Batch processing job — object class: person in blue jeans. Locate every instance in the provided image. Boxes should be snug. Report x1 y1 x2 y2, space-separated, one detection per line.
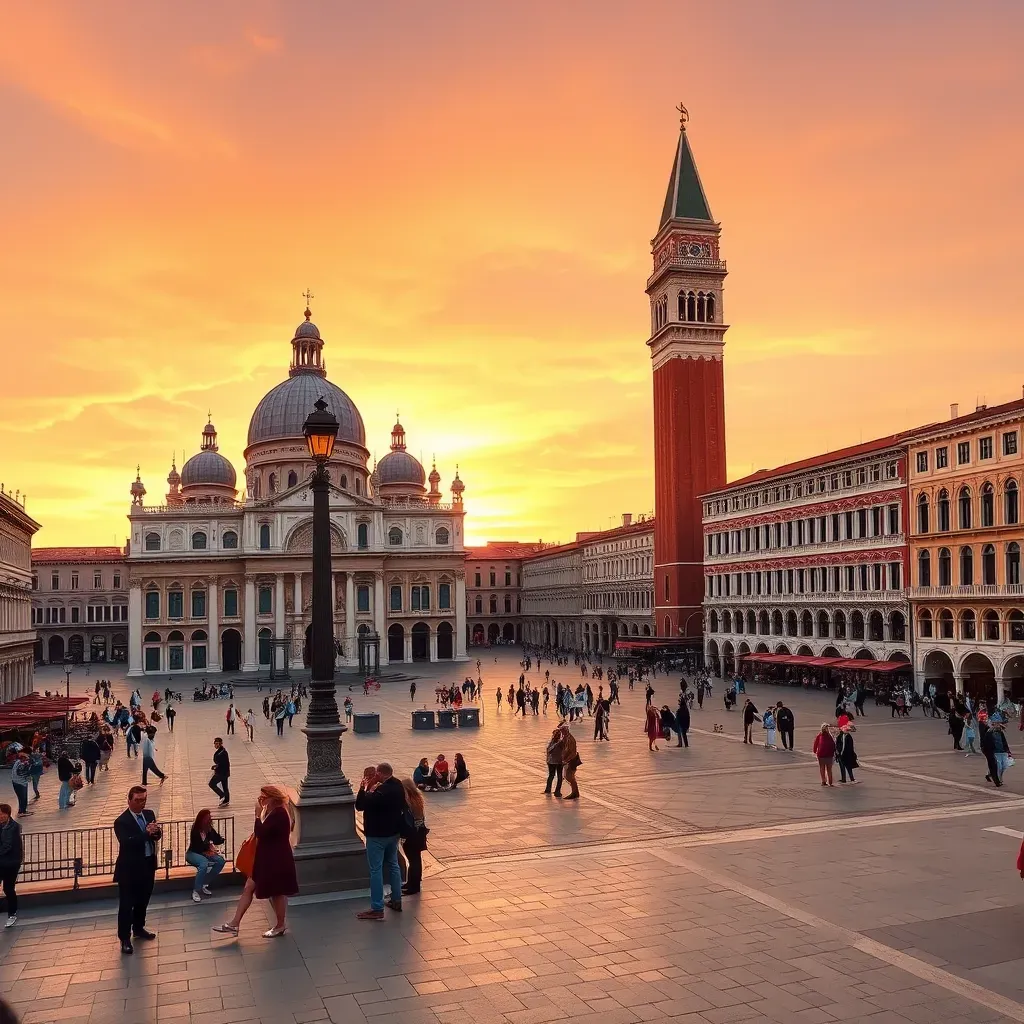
10 753 33 817
354 763 407 921
185 809 226 904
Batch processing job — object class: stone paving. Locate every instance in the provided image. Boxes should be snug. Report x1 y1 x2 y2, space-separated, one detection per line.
2 654 1024 1023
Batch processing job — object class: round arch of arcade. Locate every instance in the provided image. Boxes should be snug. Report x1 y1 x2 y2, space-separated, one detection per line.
705 605 907 647
916 646 1024 703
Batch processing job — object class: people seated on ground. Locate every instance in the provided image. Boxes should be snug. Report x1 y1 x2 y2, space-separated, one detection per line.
414 757 438 791
451 753 470 788
431 754 451 790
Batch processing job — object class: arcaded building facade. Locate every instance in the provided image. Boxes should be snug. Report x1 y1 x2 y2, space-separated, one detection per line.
126 308 468 676
0 488 40 702
909 398 1024 701
31 547 129 665
465 543 547 646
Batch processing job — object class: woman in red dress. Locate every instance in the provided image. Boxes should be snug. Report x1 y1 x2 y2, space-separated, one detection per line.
213 784 297 938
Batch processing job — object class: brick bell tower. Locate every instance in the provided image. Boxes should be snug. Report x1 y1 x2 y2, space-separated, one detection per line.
648 106 728 639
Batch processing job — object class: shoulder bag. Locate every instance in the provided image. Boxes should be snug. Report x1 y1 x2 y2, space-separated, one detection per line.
235 833 257 876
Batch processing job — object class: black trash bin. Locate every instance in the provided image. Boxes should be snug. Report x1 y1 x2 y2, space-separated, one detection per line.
412 710 436 730
353 712 380 734
438 709 458 728
457 707 480 728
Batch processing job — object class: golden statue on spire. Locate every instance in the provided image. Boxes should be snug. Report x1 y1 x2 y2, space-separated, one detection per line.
676 102 689 130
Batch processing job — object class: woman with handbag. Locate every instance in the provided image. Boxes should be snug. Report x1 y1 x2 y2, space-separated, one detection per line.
560 724 581 800
213 785 297 939
56 752 78 810
399 779 428 895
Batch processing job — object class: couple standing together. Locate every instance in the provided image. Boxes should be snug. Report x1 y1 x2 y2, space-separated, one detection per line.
543 724 581 799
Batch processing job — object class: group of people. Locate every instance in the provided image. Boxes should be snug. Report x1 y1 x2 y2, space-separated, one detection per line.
412 753 469 790
262 691 300 735
944 695 1018 787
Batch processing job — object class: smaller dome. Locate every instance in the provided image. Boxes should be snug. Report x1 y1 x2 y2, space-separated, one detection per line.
377 450 425 486
167 459 180 487
181 450 237 488
295 320 321 340
130 466 146 500
450 467 465 495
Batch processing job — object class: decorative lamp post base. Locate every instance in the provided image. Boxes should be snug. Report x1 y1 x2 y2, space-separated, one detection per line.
292 717 368 893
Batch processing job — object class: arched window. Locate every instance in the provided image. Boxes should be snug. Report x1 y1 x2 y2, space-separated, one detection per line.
758 610 769 634
191 531 207 550
772 610 783 635
890 611 906 642
937 489 950 531
851 611 864 640
687 292 696 321
1006 479 1019 525
918 609 932 637
489 595 497 614
817 611 830 637
1009 609 1024 641
388 527 403 545
341 474 348 490
747 611 756 634
144 631 160 644
982 544 996 585
938 547 951 587
960 546 974 586
259 523 271 549
984 609 1000 641
918 549 931 587
961 609 976 640
785 611 797 636
958 486 972 529
696 292 706 322
709 611 719 632
834 611 847 639
722 611 732 632
287 470 298 489
222 530 238 549
917 493 929 534
1008 542 1021 585
357 523 369 549
268 472 277 493
801 611 813 637
435 527 450 545
145 533 160 551
677 292 687 320
981 483 994 527
355 477 362 495
868 611 883 641
504 595 512 613
474 597 482 614
938 608 954 638
706 293 715 323
251 476 260 499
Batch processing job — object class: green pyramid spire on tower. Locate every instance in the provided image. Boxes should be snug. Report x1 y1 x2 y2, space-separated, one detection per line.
658 105 713 228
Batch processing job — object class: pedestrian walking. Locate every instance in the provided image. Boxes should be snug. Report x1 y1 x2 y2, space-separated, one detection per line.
97 727 114 770
812 724 836 787
762 708 778 750
213 786 297 938
835 725 859 783
81 733 101 785
410 682 416 702
10 754 32 818
262 696 271 720
28 748 44 801
165 703 176 733
775 701 795 750
675 690 690 748
126 720 142 759
209 737 230 805
57 752 77 810
244 709 256 741
963 713 977 756
355 764 407 921
140 727 166 785
225 703 236 735
645 704 661 751
113 786 161 954
274 703 287 736
742 699 761 744
399 779 428 896
594 697 610 742
561 724 581 800
0 803 22 928
185 809 226 903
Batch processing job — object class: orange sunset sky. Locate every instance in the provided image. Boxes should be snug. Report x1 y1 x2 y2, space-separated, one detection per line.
2 1 1023 549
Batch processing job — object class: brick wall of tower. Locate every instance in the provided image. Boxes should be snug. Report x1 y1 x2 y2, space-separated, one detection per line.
653 353 726 637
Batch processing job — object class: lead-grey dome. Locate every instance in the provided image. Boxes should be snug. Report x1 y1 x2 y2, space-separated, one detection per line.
247 376 366 448
181 449 237 488
377 449 425 486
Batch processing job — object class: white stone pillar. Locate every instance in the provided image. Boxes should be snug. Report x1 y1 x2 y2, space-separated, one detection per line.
374 573 387 667
404 633 412 664
207 578 220 671
429 631 438 662
345 573 355 664
290 573 305 669
455 572 467 659
243 576 257 671
275 574 286 670
128 582 143 676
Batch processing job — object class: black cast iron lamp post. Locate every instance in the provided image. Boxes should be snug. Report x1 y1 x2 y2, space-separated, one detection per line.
292 397 366 891
62 655 74 736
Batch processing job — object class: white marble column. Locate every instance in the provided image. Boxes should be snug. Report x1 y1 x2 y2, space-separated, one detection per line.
374 573 387 667
290 573 305 669
274 574 286 670
345 573 355 664
243 576 257 671
404 633 412 664
128 582 143 676
429 631 438 662
455 573 467 659
207 579 220 671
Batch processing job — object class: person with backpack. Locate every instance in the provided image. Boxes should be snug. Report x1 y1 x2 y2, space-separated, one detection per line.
274 702 288 736
0 802 24 928
286 698 296 727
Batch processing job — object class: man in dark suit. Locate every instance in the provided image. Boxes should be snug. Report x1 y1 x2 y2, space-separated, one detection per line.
113 786 161 954
209 737 230 806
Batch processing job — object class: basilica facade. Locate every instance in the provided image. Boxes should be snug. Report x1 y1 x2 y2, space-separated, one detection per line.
125 308 467 677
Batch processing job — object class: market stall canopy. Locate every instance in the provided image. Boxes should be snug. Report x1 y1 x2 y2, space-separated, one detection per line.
738 653 912 673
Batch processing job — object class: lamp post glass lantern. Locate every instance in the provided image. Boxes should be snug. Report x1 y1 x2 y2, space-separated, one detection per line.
62 656 74 735
293 396 366 891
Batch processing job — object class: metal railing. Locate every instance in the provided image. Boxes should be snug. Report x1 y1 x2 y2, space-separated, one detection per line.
20 816 236 887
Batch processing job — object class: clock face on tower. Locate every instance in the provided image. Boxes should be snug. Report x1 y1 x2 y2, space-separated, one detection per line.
687 242 705 258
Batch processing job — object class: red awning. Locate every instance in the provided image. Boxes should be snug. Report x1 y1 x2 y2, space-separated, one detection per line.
804 657 848 668
864 660 912 673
